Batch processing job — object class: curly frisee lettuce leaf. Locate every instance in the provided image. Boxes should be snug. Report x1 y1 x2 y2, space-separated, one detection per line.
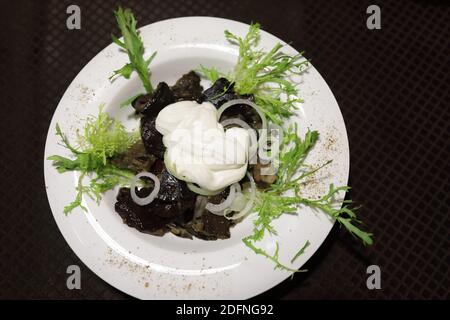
201 23 373 272
110 7 156 94
201 23 309 125
245 126 373 272
47 106 138 214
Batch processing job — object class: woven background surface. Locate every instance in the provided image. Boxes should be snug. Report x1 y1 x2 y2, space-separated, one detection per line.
0 0 448 299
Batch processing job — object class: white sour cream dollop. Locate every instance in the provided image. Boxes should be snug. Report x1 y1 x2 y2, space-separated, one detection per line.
155 101 249 192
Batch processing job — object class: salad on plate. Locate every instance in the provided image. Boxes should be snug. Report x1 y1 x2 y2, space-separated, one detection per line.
48 8 372 272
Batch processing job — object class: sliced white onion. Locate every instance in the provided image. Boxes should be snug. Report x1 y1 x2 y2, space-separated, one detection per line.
187 182 224 196
217 99 267 132
217 99 268 165
220 118 258 164
130 172 160 206
228 192 247 212
225 172 256 220
194 195 209 218
206 183 238 214
233 182 242 194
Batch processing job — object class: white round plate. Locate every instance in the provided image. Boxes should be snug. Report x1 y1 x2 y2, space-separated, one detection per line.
44 17 349 299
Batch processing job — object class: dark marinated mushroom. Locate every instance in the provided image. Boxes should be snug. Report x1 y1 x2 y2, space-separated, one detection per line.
206 188 230 204
252 161 277 188
150 158 165 175
114 72 255 241
181 190 232 240
201 78 261 130
167 224 194 239
202 210 231 239
157 169 194 202
140 115 165 158
184 210 231 240
201 78 237 107
132 82 176 116
131 93 152 113
115 184 196 236
171 71 203 101
201 77 253 106
111 140 155 173
115 188 171 235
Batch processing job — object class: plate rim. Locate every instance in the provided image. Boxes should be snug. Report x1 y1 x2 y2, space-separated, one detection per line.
43 16 349 300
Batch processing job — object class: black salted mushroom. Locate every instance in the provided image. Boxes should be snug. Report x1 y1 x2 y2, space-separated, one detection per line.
110 140 155 173
114 71 253 240
183 189 233 240
134 82 176 159
131 82 176 116
114 168 196 236
115 187 171 236
140 115 165 159
201 189 233 239
201 77 240 107
252 161 277 188
171 71 203 101
136 72 204 159
185 210 232 240
201 77 261 130
132 70 203 114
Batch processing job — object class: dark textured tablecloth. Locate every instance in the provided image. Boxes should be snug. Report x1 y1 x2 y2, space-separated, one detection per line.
0 0 448 299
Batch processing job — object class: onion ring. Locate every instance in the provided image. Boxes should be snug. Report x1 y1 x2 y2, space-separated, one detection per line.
206 183 239 215
130 172 160 206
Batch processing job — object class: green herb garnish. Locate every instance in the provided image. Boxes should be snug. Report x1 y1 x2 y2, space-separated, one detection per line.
201 23 308 125
291 240 310 264
244 126 373 271
198 65 222 83
48 106 138 214
202 23 373 271
110 7 156 94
